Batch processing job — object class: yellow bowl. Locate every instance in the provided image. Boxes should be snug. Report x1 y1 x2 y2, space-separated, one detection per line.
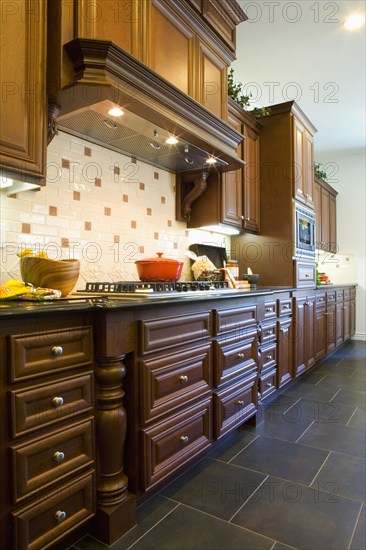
20 257 80 297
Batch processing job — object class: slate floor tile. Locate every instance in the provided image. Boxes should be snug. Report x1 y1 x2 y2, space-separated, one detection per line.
207 425 257 462
231 475 362 550
71 535 108 549
312 452 366 502
331 388 366 409
284 382 340 402
231 436 328 485
347 407 366 429
131 504 275 550
272 543 298 550
159 458 266 521
254 409 314 442
297 422 366 458
350 506 366 550
291 397 356 425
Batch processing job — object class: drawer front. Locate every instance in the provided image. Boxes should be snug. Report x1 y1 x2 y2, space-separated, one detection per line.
336 289 344 302
326 290 336 305
141 398 212 491
259 370 276 400
277 298 292 316
140 344 212 423
315 293 326 308
260 342 277 373
12 471 95 550
11 373 93 437
11 418 94 504
259 321 277 344
139 312 212 354
214 328 258 387
214 374 258 439
10 327 93 382
295 261 316 287
263 301 276 320
344 289 351 301
214 304 257 335
351 288 356 299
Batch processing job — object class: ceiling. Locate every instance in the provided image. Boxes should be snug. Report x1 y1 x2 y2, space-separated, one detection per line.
233 0 366 159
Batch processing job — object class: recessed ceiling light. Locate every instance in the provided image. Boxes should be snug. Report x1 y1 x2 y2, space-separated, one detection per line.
205 156 217 165
108 106 124 117
344 14 365 30
165 136 178 145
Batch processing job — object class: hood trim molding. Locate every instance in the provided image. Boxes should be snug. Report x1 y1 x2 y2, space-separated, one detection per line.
55 38 243 171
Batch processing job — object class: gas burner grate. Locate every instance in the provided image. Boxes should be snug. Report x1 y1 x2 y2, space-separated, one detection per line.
82 281 229 293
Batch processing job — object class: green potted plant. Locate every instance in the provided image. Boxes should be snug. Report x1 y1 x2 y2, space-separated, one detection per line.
227 68 271 118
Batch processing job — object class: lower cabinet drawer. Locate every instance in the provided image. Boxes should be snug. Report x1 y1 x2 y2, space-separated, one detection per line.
10 373 93 437
141 398 212 491
11 418 94 504
344 289 351 301
214 374 258 439
213 328 258 386
140 344 212 423
12 471 95 550
259 322 276 344
260 342 277 372
259 370 277 400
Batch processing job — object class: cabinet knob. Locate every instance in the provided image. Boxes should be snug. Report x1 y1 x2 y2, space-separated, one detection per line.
283 305 290 310
245 217 250 222
266 355 273 360
324 312 329 316
237 400 244 406
280 328 288 333
52 396 64 407
51 345 63 357
55 510 67 523
266 382 273 388
179 375 188 383
238 352 244 358
180 435 189 444
240 215 245 220
265 307 272 313
53 451 65 463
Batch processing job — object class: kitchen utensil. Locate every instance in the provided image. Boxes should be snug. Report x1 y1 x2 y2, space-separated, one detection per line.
20 257 80 296
242 273 260 285
135 252 183 282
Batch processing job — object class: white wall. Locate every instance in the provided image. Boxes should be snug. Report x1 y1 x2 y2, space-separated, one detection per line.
321 150 366 339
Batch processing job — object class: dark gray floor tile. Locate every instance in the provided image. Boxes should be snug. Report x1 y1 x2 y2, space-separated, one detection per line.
312 452 366 502
131 504 275 550
350 506 366 550
207 425 257 462
284 382 340 402
232 475 362 550
231 436 328 485
272 543 298 550
297 422 366 458
347 408 366 429
254 409 314 442
292 397 356 425
317 374 366 392
159 458 266 521
110 495 178 549
332 388 366 409
293 371 326 385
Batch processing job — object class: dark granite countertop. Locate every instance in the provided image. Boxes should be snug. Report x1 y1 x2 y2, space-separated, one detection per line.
0 283 357 318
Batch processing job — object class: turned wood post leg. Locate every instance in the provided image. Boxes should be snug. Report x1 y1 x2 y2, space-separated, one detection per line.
94 355 136 543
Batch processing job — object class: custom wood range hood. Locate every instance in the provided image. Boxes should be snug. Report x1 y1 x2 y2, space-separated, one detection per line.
50 38 244 174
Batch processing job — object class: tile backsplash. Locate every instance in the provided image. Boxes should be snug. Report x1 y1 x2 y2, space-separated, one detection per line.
316 249 356 284
0 132 229 288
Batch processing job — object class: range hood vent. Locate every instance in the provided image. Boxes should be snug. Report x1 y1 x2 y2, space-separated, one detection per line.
52 39 244 173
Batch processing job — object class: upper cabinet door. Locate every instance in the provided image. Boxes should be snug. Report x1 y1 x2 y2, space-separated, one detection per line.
243 124 260 232
0 0 47 185
221 109 243 227
293 117 314 207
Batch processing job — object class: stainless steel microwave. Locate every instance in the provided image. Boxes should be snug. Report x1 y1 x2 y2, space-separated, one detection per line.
295 204 316 259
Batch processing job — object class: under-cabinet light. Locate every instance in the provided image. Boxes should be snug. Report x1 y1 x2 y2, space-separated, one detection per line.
108 106 124 117
165 136 178 145
199 225 240 236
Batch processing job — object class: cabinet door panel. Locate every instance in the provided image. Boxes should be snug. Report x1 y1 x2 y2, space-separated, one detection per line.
293 118 305 201
321 188 330 248
277 319 293 388
315 306 327 361
199 43 226 119
326 303 336 353
0 0 46 182
329 194 337 253
294 297 306 377
214 305 257 335
304 131 314 205
243 125 260 232
221 169 242 226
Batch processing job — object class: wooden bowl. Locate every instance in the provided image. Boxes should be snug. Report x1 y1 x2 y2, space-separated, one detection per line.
20 257 80 296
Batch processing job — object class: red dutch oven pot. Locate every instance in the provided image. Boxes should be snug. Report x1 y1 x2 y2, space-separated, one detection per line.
135 252 183 282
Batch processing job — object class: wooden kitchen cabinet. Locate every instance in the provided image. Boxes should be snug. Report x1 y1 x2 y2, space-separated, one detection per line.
0 0 47 187
0 316 96 550
276 297 294 389
314 292 327 361
293 292 315 377
293 117 315 206
49 0 246 120
314 177 338 252
325 290 337 353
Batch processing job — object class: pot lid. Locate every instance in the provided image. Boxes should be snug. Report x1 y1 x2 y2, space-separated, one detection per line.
135 253 183 264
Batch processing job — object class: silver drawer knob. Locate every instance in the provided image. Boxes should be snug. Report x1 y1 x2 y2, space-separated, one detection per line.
245 217 250 222
51 346 63 357
53 451 65 463
237 400 244 406
266 382 273 387
266 355 272 360
265 307 272 312
238 353 244 358
55 510 67 523
179 375 188 383
280 328 289 333
52 396 64 407
180 435 189 444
